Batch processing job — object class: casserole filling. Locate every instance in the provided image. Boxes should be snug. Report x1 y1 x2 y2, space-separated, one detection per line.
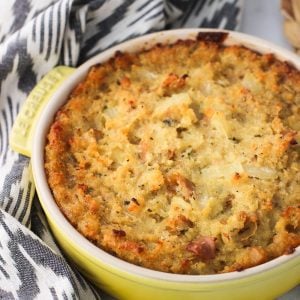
45 34 300 274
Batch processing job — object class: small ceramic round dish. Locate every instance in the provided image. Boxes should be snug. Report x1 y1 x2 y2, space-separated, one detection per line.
10 29 300 300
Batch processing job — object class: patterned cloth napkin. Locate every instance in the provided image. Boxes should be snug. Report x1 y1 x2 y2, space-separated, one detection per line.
1 0 296 299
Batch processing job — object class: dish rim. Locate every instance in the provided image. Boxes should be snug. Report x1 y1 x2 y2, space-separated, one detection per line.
32 28 300 283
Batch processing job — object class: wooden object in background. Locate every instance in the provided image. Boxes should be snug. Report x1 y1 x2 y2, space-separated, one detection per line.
281 0 300 54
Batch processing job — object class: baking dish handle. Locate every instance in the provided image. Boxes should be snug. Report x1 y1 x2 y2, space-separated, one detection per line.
10 66 75 157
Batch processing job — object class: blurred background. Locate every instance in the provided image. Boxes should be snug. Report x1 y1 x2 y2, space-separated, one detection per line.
241 0 292 49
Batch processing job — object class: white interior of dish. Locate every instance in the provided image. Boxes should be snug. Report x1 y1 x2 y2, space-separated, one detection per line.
32 28 300 283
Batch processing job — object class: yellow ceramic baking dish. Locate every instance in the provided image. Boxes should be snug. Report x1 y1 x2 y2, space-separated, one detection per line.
10 29 300 300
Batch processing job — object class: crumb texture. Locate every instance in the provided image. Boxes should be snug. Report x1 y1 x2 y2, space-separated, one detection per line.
45 39 300 274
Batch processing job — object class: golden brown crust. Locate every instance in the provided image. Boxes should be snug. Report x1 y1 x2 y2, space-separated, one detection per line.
45 38 300 274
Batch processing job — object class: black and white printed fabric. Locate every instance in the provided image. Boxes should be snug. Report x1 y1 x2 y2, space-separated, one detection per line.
0 0 273 299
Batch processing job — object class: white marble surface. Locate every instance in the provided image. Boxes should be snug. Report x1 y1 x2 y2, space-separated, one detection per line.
240 0 292 49
240 1 299 299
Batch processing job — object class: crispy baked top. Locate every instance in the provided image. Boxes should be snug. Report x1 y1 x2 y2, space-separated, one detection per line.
45 34 300 274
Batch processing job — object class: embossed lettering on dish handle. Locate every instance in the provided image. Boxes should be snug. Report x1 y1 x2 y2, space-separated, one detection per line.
10 66 75 157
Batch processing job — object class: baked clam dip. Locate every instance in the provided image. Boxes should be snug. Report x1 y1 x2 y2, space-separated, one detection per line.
45 33 300 275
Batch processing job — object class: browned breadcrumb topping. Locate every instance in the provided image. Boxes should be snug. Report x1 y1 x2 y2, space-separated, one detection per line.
45 35 300 275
